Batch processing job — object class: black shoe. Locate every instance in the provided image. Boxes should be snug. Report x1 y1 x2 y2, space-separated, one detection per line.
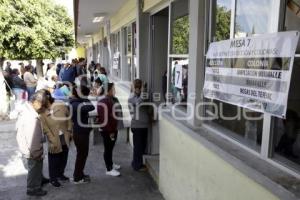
83 174 91 180
27 189 47 197
138 165 148 172
59 175 70 182
50 180 61 187
73 176 91 184
132 165 148 172
41 177 50 186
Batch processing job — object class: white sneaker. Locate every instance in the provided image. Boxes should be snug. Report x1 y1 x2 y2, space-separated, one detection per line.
113 164 121 170
106 169 120 177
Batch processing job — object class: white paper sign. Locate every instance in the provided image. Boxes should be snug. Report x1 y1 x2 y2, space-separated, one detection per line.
203 31 299 118
113 52 120 69
175 64 183 89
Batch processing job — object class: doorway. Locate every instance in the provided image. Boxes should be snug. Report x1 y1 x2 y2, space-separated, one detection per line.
148 7 169 155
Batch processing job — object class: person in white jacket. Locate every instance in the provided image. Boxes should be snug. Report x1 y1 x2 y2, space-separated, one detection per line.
16 91 48 197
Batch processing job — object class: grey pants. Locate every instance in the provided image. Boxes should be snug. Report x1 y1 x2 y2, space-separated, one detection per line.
22 158 43 191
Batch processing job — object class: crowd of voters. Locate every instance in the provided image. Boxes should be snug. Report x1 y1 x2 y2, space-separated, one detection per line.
2 59 151 197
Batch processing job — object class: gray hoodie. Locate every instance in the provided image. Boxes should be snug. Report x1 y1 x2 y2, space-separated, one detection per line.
128 93 151 128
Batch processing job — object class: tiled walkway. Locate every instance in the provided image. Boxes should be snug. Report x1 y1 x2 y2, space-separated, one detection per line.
0 120 164 200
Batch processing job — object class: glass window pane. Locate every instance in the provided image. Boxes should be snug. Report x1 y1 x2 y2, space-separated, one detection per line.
205 100 263 150
169 58 189 104
171 0 190 55
127 25 132 54
133 22 137 55
286 0 300 53
235 0 272 37
272 58 300 172
205 0 276 151
213 0 232 41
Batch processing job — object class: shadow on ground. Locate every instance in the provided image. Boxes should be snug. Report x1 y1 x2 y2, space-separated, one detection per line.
0 121 164 200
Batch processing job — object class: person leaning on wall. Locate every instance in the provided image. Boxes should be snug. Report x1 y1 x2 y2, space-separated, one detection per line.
128 79 151 171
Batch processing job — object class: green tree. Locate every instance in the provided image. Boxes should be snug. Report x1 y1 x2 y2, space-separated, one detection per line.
215 6 231 41
172 15 189 55
0 0 74 76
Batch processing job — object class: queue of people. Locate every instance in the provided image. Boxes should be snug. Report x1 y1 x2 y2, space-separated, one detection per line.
12 59 152 197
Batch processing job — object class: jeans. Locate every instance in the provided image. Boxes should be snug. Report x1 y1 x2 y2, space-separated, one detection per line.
73 133 90 181
48 145 69 181
22 158 43 192
131 128 148 170
27 87 36 100
101 131 118 171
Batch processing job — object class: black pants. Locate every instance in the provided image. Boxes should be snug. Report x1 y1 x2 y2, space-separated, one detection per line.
73 133 90 181
101 131 118 171
131 128 148 170
48 145 69 181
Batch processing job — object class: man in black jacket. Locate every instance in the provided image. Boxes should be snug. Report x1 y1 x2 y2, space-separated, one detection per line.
70 85 95 184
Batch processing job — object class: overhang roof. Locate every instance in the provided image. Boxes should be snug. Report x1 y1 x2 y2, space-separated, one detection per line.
74 0 128 44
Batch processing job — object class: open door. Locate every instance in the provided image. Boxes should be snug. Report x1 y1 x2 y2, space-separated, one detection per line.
148 7 169 155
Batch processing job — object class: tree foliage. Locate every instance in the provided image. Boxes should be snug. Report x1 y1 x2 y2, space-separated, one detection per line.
0 0 74 61
172 15 189 55
215 6 231 41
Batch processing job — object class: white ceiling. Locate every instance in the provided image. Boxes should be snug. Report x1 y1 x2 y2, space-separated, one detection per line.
77 0 128 43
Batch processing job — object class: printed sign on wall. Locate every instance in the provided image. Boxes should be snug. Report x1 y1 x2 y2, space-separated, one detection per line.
203 31 299 118
113 52 120 69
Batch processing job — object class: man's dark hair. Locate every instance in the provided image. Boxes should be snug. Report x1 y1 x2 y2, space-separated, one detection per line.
25 65 31 72
72 85 90 98
100 67 107 75
81 85 90 96
12 69 19 75
41 89 55 104
95 77 102 85
133 79 142 89
107 83 114 94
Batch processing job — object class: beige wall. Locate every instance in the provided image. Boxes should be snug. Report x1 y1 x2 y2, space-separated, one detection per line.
92 31 103 43
143 0 168 12
159 117 279 200
110 0 136 33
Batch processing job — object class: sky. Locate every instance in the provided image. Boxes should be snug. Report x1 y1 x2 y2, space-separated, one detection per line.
216 0 271 34
218 0 232 10
53 0 74 19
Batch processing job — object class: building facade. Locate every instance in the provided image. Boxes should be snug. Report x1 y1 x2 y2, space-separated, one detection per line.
75 0 300 199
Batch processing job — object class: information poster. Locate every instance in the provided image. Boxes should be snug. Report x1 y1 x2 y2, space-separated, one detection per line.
113 52 120 69
203 31 299 118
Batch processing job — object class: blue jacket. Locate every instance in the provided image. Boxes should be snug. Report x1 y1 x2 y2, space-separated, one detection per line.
60 67 77 83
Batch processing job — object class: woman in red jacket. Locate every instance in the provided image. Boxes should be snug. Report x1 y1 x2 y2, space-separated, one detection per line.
97 83 122 177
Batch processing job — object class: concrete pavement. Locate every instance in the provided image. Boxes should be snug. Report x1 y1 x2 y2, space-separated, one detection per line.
0 120 164 200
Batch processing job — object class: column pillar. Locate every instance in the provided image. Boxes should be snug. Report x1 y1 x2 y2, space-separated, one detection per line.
136 0 150 82
187 0 206 127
